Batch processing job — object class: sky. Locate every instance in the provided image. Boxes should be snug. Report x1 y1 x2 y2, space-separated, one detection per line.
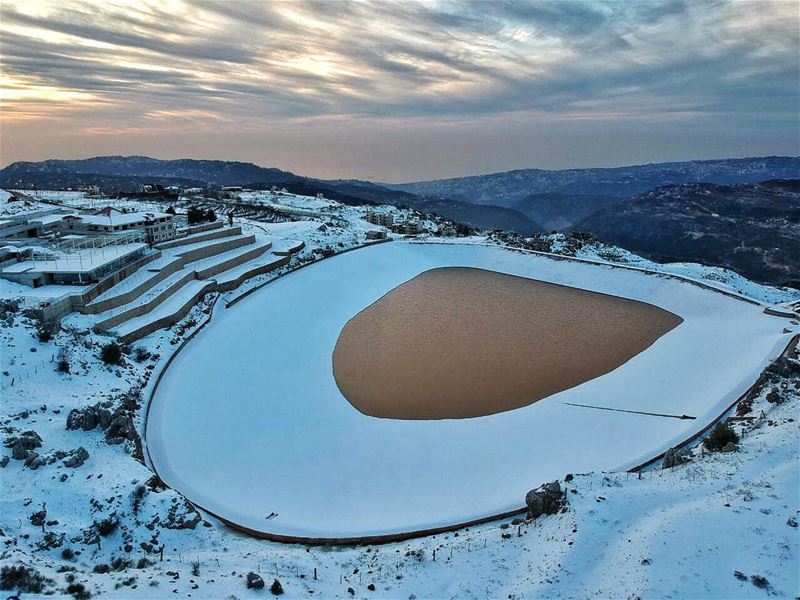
1 0 798 182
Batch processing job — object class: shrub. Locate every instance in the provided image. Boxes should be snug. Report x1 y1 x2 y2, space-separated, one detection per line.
166 206 176 215
37 323 55 343
95 517 118 537
703 422 739 451
66 582 91 599
61 547 75 560
205 209 217 222
57 358 71 374
0 565 50 593
100 342 122 365
187 206 205 224
133 347 151 363
270 578 284 595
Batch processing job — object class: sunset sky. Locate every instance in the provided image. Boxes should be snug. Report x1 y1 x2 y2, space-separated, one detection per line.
1 0 798 182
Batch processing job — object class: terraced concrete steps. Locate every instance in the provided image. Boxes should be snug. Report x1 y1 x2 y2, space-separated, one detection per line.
93 239 274 332
155 225 242 250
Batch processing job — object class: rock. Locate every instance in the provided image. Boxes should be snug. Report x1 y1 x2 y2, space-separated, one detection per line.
12 444 31 461
787 517 798 528
24 451 46 469
270 579 284 595
246 572 264 589
37 531 65 550
564 474 574 482
105 415 136 445
63 447 89 468
525 481 565 519
662 446 692 468
720 442 738 453
0 456 8 468
367 583 376 591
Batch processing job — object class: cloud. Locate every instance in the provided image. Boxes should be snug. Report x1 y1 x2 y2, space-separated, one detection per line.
0 0 797 178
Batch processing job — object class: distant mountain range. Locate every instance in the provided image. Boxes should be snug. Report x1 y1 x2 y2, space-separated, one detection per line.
2 155 798 283
578 180 800 286
0 156 544 235
387 156 800 207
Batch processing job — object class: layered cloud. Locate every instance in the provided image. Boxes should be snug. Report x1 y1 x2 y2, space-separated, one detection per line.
1 0 797 179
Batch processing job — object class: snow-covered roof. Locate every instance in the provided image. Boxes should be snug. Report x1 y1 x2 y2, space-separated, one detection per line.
66 211 172 227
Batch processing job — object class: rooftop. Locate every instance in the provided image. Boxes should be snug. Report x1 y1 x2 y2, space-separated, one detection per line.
1 242 147 274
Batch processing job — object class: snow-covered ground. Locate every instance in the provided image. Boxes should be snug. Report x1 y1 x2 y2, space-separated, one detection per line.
147 241 795 539
2 307 797 597
2 188 798 598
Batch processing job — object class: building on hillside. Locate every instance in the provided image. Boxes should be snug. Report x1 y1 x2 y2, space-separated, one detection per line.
80 184 101 196
391 220 423 235
365 230 387 240
365 211 394 227
138 183 164 195
60 208 177 243
0 209 76 240
0 241 150 287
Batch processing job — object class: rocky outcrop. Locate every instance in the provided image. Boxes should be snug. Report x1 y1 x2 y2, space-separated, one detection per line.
525 481 566 519
162 498 202 530
66 405 112 431
65 392 144 460
5 430 42 461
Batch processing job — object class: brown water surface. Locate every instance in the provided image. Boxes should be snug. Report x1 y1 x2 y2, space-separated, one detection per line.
332 267 682 419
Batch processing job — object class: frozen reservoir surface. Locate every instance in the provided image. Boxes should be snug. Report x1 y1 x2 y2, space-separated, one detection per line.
146 241 791 540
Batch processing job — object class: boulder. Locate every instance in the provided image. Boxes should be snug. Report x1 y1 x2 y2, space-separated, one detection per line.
721 442 738 453
662 446 692 469
105 415 136 445
246 572 265 589
63 447 89 468
525 481 565 519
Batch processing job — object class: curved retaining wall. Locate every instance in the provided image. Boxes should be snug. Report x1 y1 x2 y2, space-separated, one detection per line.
142 239 798 545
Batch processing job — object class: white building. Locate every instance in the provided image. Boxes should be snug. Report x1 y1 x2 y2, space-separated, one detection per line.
365 211 394 227
59 208 177 244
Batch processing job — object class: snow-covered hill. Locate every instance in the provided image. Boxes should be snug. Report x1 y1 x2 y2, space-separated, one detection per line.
1 191 798 598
